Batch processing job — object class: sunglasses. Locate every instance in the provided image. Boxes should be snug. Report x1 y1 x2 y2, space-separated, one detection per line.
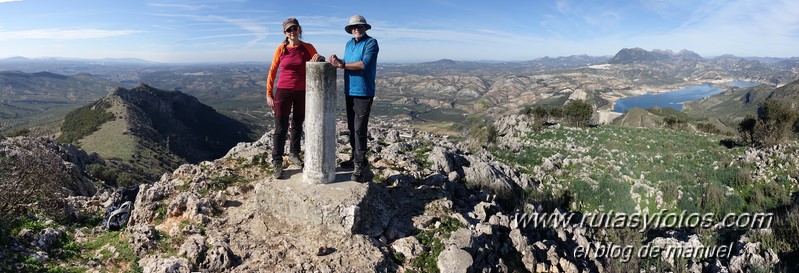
285 26 298 32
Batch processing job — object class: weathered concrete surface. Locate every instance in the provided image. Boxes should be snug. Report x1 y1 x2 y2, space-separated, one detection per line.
254 166 389 236
595 109 623 125
304 62 337 184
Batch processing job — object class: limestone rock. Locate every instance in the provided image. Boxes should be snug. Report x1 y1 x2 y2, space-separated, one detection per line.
139 256 192 273
437 245 473 273
390 236 424 261
201 242 237 272
178 235 207 265
34 228 63 251
128 224 159 256
254 178 389 236
129 181 173 226
224 132 272 160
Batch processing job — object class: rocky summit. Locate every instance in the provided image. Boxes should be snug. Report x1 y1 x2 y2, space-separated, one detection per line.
121 117 539 272
0 114 787 272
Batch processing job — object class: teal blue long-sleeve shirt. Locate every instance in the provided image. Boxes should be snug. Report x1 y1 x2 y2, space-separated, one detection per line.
343 35 379 97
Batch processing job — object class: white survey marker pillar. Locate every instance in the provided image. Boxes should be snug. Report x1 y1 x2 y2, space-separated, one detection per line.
303 62 337 184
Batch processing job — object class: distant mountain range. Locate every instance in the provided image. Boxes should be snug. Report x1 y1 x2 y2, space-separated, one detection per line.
0 56 159 65
608 48 704 64
0 70 116 132
2 48 799 135
0 70 113 103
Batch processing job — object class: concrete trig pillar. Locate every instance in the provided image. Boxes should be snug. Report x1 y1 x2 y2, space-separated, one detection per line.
303 62 337 184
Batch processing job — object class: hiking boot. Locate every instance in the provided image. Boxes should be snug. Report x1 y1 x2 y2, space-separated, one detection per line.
352 163 374 183
288 153 302 166
351 164 360 181
339 159 355 169
272 160 284 179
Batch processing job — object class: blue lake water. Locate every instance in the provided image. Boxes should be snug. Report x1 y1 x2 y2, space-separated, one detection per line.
612 81 761 112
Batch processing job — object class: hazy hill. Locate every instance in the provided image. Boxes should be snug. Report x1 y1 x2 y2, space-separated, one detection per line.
59 83 254 180
766 78 799 108
683 84 773 123
607 48 702 64
0 70 116 132
683 78 799 125
0 70 113 102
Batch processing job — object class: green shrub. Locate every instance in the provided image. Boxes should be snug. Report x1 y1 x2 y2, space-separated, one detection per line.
86 163 145 188
0 150 69 222
548 106 563 120
80 230 142 272
696 122 720 134
6 127 30 137
525 188 572 213
532 105 549 125
563 99 593 127
664 115 687 129
738 114 757 145
57 101 114 144
410 217 464 273
744 100 799 147
459 116 497 144
413 143 433 169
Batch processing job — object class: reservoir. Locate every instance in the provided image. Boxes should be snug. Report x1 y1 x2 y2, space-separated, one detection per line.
613 81 760 112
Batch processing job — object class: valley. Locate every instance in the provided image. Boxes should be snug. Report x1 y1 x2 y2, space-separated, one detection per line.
3 48 798 138
2 48 799 272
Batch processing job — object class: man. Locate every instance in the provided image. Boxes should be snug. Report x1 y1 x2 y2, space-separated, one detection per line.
329 15 379 182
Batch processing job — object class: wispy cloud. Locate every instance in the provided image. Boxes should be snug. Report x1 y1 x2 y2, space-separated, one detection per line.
0 0 23 3
0 28 139 40
147 3 210 11
150 13 268 47
212 16 267 47
181 33 258 41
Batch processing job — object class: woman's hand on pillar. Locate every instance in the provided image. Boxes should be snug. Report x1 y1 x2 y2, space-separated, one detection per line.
311 54 325 62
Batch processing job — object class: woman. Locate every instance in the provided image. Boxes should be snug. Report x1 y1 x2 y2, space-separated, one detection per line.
266 17 323 179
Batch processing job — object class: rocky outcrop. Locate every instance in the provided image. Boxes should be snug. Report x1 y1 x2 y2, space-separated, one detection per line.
736 143 799 183
4 114 793 273
0 136 100 197
114 114 799 272
119 116 546 272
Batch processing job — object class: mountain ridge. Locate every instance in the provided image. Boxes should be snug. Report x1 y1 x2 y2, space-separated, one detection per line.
60 83 254 181
607 47 704 64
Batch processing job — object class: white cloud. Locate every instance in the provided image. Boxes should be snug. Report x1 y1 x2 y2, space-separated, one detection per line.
0 28 139 40
0 0 22 3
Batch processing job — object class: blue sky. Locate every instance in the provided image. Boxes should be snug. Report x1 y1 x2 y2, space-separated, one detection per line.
0 0 797 63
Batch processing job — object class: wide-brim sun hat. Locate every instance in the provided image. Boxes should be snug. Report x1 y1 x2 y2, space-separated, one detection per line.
345 15 371 34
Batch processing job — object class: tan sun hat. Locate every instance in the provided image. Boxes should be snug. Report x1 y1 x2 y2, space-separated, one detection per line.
345 15 371 34
283 17 299 32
